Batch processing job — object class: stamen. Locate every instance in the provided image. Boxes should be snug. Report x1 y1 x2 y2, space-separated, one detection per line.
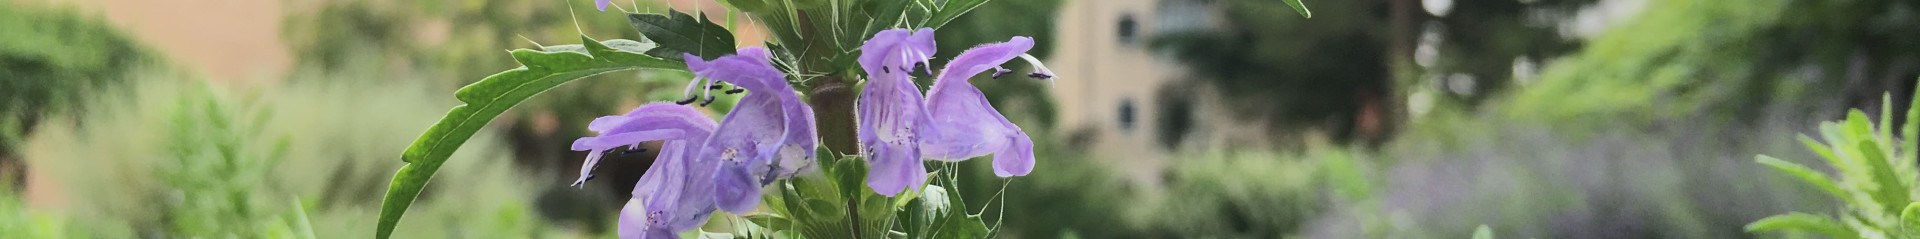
698 78 717 106
907 49 934 74
1017 54 1058 87
621 147 648 156
724 87 745 94
679 77 705 99
991 67 1013 79
675 96 699 105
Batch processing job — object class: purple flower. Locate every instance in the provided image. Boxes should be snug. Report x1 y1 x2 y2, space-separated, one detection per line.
856 28 940 196
596 0 612 11
921 36 1054 177
572 103 720 239
684 47 818 213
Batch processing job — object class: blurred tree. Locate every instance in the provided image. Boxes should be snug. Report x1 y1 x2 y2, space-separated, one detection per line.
1509 0 1920 130
0 3 157 188
1150 0 1593 144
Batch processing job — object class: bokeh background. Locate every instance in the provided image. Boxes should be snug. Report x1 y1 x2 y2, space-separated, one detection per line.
2 0 1916 238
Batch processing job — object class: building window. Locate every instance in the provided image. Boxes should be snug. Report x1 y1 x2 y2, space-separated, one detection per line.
1118 97 1137 132
1117 14 1139 44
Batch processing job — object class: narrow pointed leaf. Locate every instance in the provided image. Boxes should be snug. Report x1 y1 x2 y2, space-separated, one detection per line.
1857 139 1911 214
1906 77 1920 161
1755 155 1851 203
1746 213 1857 239
374 36 679 239
1283 0 1312 18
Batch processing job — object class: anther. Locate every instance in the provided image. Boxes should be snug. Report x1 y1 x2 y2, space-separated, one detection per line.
700 95 717 106
1027 72 1054 79
675 96 699 105
991 67 1013 79
724 88 745 94
621 147 648 156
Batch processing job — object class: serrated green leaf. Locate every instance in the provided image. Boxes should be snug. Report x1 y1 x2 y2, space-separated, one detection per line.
1283 0 1312 18
374 36 679 239
925 0 988 29
901 185 952 239
862 0 913 37
933 214 988 239
1756 155 1852 204
1472 225 1492 239
629 10 738 61
835 157 872 200
1800 135 1845 172
747 214 795 232
1857 140 1910 214
1746 213 1857 239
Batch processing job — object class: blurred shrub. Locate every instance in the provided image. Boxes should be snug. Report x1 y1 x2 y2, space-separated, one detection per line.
21 75 569 237
1127 149 1334 238
0 180 85 238
952 131 1362 238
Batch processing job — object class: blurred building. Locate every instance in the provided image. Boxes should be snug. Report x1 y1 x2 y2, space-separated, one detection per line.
1048 0 1281 187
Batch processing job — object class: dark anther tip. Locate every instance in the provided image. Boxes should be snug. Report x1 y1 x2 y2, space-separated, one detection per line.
700 96 717 106
883 67 891 73
709 85 726 90
1027 72 1054 79
621 147 647 156
725 89 745 94
675 96 698 105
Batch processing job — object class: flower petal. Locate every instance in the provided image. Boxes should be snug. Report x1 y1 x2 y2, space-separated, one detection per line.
920 37 1040 176
684 47 815 213
865 141 927 196
712 162 762 213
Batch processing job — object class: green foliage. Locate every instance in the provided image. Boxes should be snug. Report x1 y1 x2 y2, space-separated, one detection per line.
1509 0 1920 128
1750 90 1920 239
0 2 155 164
0 181 84 238
375 36 680 239
628 10 739 61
